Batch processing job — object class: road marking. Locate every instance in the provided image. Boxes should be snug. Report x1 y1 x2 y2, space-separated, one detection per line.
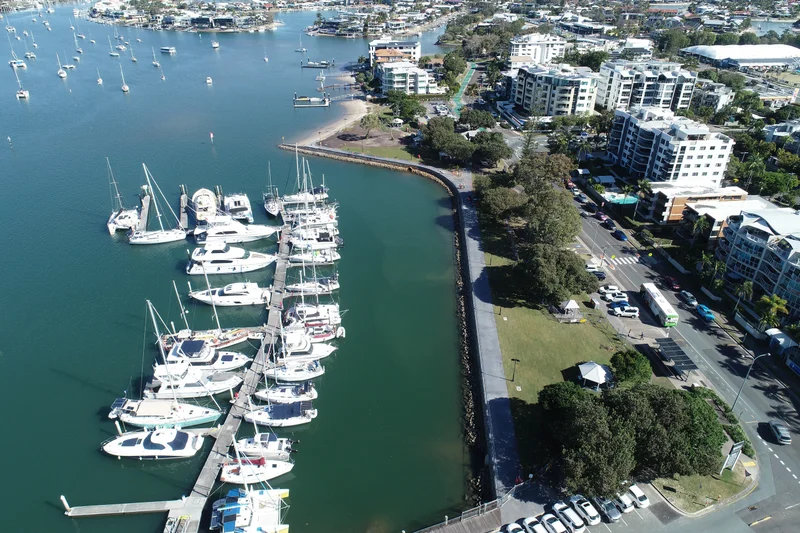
603 524 612 532
749 516 772 526
768 447 774 452
781 460 785 465
634 509 643 519
788 467 792 472
775 454 780 459
786 503 800 510
621 517 628 526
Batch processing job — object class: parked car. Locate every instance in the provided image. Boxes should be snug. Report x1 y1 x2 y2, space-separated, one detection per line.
595 212 608 221
585 264 601 272
612 229 629 241
614 493 635 513
603 219 617 230
476 98 486 105
568 495 601 526
571 188 581 196
575 194 588 203
696 304 715 321
627 484 650 508
592 497 621 522
598 284 619 295
679 290 698 307
769 420 792 445
603 291 628 303
663 276 681 291
552 501 586 533
583 203 597 214
540 514 568 533
592 271 607 281
609 300 630 310
522 516 548 533
505 523 525 533
612 306 640 318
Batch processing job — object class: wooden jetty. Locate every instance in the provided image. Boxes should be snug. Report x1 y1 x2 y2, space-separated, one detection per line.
62 225 292 533
178 185 189 230
137 191 151 232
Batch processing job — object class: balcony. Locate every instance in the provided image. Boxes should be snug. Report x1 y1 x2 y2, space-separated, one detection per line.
718 238 731 254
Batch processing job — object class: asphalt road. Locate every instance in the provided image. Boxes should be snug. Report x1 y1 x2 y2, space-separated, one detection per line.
575 198 800 533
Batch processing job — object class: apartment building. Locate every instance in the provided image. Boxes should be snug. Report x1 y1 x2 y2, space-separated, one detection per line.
692 80 735 112
596 60 696 112
368 37 421 66
508 33 566 65
511 65 598 117
376 61 446 96
607 107 734 188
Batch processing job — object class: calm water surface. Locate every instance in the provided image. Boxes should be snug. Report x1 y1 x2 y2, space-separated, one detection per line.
0 6 466 533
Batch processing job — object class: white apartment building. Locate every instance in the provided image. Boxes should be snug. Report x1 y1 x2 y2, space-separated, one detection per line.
607 107 734 188
377 61 446 96
692 80 735 112
368 37 422 66
508 33 566 64
596 60 696 112
512 65 598 117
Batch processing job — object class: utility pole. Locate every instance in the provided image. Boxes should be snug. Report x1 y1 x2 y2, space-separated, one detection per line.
732 353 770 412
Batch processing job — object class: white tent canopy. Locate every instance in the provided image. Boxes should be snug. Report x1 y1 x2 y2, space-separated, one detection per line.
561 300 580 311
578 361 613 385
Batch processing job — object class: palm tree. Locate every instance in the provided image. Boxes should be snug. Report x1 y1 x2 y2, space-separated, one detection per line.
620 184 634 197
700 251 714 272
756 293 789 330
691 215 711 248
733 280 754 314
744 155 766 191
710 260 727 282
633 179 652 221
577 138 592 162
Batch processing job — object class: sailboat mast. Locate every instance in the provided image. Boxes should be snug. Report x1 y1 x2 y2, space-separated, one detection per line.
146 300 169 365
201 262 222 332
142 163 165 232
107 157 125 211
172 280 190 330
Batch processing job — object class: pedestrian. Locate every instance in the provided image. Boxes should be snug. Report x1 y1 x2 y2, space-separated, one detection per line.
640 332 644 340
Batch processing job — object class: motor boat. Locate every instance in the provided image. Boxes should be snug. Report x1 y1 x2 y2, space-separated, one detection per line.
284 323 345 343
263 360 325 382
276 329 336 363
287 248 340 265
289 227 343 250
186 243 277 275
108 397 221 429
285 274 339 295
101 428 204 459
189 282 271 307
165 339 251 371
244 401 317 427
220 456 294 484
283 302 342 327
223 193 254 223
209 488 290 532
263 191 280 217
143 360 243 399
255 382 317 404
281 203 337 224
191 188 217 222
235 432 294 460
194 216 278 245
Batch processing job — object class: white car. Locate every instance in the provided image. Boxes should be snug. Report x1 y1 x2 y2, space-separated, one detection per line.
603 291 628 303
598 284 619 295
552 501 586 533
505 523 525 533
614 493 635 513
612 306 640 318
540 514 568 533
627 484 650 508
568 495 601 526
585 264 601 273
522 516 548 533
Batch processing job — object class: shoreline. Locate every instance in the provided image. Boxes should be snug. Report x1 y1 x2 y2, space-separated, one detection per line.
291 96 369 146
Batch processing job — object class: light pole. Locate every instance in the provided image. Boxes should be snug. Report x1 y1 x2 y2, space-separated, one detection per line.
511 358 520 382
732 352 770 412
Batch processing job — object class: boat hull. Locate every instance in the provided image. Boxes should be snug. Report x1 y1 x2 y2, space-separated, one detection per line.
129 228 186 245
220 460 294 484
186 258 276 275
244 409 317 427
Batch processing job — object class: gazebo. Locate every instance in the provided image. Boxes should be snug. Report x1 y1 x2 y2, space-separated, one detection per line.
578 361 614 391
553 300 583 323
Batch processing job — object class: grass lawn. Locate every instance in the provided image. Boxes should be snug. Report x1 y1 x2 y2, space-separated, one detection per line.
652 461 750 514
341 145 416 161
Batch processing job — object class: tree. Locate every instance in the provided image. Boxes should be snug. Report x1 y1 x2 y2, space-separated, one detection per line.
715 33 740 45
518 243 598 304
683 390 727 474
459 108 496 129
441 133 475 161
756 294 789 329
385 90 425 123
690 31 717 46
658 29 690 55
524 188 582 247
472 131 512 166
442 50 467 76
514 153 576 196
481 187 528 218
610 350 652 384
739 32 760 45
359 113 382 139
733 281 754 314
691 215 710 248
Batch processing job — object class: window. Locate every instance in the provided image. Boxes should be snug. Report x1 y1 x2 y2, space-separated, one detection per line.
719 154 725 158
692 172 698 176
689 146 696 150
702 172 708 176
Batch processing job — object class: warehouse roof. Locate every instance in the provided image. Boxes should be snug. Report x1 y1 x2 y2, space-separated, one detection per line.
681 44 800 61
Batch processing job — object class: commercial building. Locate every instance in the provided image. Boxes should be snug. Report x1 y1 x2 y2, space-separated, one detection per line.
680 44 800 69
683 195 777 244
692 80 735 112
508 33 566 65
607 107 734 188
368 37 421 66
376 61 446 96
596 60 696 112
511 64 598 116
715 209 800 317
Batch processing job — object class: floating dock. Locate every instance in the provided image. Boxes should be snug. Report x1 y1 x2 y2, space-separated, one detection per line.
178 185 189 230
62 225 293 533
138 191 151 232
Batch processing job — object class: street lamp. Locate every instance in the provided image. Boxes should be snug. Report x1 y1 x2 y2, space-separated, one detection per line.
511 358 520 382
731 352 771 412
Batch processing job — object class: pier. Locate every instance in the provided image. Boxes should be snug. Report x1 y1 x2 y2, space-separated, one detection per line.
178 185 189 229
62 225 292 533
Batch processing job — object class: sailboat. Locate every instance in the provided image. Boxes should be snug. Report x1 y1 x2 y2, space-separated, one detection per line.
108 396 221 429
56 53 66 78
151 47 160 67
14 67 28 99
96 67 102 85
220 440 293 485
255 381 317 404
263 47 268 62
209 485 290 532
130 43 137 62
295 34 306 53
236 431 295 461
108 36 119 57
106 158 140 234
120 64 129 93
263 360 325 382
30 30 37 48
128 164 185 244
73 32 82 54
244 400 318 427
263 163 281 217
8 39 26 69
211 40 219 49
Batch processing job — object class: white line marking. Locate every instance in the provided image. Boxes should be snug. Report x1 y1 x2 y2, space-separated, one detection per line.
793 474 798 479
621 517 628 526
769 447 774 452
775 454 780 459
785 502 800 510
603 524 612 532
634 509 643 519
781 460 785 465
788 468 792 473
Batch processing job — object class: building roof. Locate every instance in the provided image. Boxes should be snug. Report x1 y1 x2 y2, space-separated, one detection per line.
374 49 408 57
685 196 782 222
740 210 800 237
681 44 800 62
651 183 746 199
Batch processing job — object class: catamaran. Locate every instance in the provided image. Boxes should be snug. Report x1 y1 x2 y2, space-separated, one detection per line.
244 401 318 427
106 158 140 234
128 164 186 244
165 339 251 372
236 432 295 460
186 243 276 275
209 487 290 532
255 381 317 404
73 32 82 54
102 427 204 459
108 397 221 429
287 248 340 265
223 193 254 223
264 360 325 382
194 215 279 245
188 281 271 307
290 207 338 228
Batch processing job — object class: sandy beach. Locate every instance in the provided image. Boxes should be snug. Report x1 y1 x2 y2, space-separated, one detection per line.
292 95 369 146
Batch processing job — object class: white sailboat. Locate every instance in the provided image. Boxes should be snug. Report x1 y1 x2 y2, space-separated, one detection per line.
14 67 28 99
285 273 339 295
288 248 340 265
211 40 219 49
235 432 295 460
73 32 82 54
188 282 271 307
56 53 65 78
263 163 281 217
120 64 129 92
145 359 243 400
96 67 102 85
220 455 294 485
151 47 160 67
263 360 325 382
108 36 119 57
194 215 278 245
295 34 306 53
108 397 221 429
130 43 137 62
255 381 317 404
223 193 254 223
128 164 187 245
209 487 290 532
101 427 204 459
283 302 342 327
186 243 277 275
30 30 37 48
244 400 318 427
106 158 140 235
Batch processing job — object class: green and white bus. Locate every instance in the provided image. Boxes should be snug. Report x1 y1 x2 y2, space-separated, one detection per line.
640 283 679 327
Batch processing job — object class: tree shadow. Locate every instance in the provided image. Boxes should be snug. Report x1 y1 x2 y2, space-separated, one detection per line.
481 263 542 310
508 398 556 484
337 133 361 142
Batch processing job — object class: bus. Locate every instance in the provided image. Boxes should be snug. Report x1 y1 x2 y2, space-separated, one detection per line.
640 283 679 327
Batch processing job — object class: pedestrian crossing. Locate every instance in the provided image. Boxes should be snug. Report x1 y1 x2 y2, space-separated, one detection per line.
606 256 641 266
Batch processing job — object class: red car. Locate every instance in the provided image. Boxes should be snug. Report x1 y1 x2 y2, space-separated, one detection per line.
595 212 608 221
664 276 681 291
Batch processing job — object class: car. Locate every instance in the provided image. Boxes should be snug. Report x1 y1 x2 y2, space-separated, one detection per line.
603 219 617 230
696 304 715 321
595 212 608 221
505 523 525 533
598 284 619 295
614 493 635 513
568 495 601 526
612 229 629 241
571 188 581 196
552 501 586 533
663 276 681 290
575 194 588 203
592 271 607 280
612 306 640 318
769 420 792 445
609 300 630 310
603 291 628 303
540 513 568 533
476 98 486 105
592 497 621 522
627 484 650 508
580 211 589 218
679 290 698 307
583 203 597 214
521 516 548 533
585 264 601 272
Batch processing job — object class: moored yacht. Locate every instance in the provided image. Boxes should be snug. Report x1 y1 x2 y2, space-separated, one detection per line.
108 397 221 429
263 360 325 382
287 205 338 227
255 382 317 404
209 487 290 532
106 158 141 235
277 329 336 363
223 193 254 223
283 302 342 327
235 432 295 460
101 428 204 459
186 243 277 275
284 274 339 295
194 215 278 244
289 226 343 250
189 282 271 307
281 186 328 205
285 323 345 343
128 164 186 244
244 401 317 427
220 456 294 484
143 360 243 399
165 339 251 371
191 188 218 222
287 248 340 265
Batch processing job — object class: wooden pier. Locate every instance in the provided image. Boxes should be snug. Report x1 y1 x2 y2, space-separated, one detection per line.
62 225 292 533
178 185 189 230
138 192 151 232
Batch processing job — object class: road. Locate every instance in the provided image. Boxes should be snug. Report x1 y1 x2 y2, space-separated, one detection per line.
574 199 800 533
